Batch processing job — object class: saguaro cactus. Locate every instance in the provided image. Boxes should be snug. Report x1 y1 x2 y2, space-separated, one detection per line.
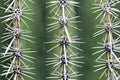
1 0 120 80
0 0 35 80
92 0 120 80
46 0 83 80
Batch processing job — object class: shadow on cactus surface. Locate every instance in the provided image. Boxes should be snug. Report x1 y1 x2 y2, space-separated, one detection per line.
0 0 120 80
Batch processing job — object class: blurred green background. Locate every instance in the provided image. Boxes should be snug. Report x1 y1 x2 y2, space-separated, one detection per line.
0 0 120 80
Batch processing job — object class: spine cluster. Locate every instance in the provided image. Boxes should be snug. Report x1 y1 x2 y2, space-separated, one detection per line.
0 0 35 80
47 0 83 80
93 0 120 80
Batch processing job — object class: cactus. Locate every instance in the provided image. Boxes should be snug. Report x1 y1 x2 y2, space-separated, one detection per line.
0 0 120 80
0 0 35 80
46 0 83 80
92 0 120 80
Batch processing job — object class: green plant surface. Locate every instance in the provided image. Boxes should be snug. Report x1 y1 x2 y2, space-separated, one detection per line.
0 0 120 80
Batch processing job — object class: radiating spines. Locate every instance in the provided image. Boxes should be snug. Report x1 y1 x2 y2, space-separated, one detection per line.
0 47 35 63
47 13 80 43
1 64 35 80
94 59 120 80
93 0 120 80
4 0 34 12
47 15 80 32
46 36 83 52
46 0 80 42
46 53 83 68
93 37 120 62
1 24 34 56
92 0 120 23
46 0 79 14
0 46 35 78
47 0 82 80
93 18 120 37
0 3 33 27
46 36 83 80
0 0 35 80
